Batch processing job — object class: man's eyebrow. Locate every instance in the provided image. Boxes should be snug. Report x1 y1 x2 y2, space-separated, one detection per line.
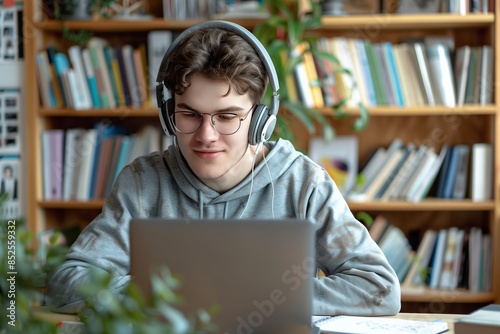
176 103 246 113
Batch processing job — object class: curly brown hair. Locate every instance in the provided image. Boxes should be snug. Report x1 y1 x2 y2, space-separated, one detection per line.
162 27 268 105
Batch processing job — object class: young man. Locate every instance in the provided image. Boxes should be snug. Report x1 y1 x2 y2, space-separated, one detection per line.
47 21 400 316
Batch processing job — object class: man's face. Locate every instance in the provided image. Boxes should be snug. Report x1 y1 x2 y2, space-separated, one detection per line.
174 73 254 191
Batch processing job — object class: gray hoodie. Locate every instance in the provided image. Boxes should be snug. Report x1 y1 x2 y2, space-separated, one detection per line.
47 139 401 315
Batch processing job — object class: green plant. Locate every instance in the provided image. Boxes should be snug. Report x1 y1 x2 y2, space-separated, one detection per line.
55 0 116 20
254 0 369 142
0 195 215 333
78 267 217 333
62 27 94 46
90 0 118 18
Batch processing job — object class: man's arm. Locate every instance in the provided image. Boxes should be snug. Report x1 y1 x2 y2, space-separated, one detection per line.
46 165 140 313
307 169 401 316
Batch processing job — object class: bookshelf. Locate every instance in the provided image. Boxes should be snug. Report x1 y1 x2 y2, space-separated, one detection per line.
24 1 499 310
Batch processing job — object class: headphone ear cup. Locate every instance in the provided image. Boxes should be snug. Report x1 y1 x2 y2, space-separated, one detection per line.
248 104 274 145
159 98 176 136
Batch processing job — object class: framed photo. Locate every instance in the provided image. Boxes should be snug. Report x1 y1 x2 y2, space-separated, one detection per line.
308 136 359 196
0 156 20 219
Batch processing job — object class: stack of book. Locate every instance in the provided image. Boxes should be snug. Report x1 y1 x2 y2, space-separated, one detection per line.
41 123 171 201
35 31 174 110
286 36 493 109
347 139 493 202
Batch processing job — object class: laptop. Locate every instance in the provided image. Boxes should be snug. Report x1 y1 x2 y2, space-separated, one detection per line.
129 218 315 333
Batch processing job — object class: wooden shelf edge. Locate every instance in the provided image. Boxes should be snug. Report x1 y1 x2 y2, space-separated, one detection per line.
33 13 494 32
40 108 158 117
320 13 494 30
39 200 105 209
348 200 495 211
401 287 494 303
320 105 497 117
34 18 266 32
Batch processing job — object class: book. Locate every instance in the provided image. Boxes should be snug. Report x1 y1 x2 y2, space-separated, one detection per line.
374 43 395 106
62 128 86 200
89 37 116 108
479 45 494 105
292 42 315 108
407 144 449 202
428 228 448 289
455 304 500 334
438 227 459 289
308 136 358 195
346 38 372 107
397 0 441 13
402 146 437 201
451 145 470 199
469 143 493 201
122 44 141 108
454 45 471 106
382 42 404 107
147 30 172 107
312 315 448 334
402 229 437 287
441 145 461 199
425 42 456 107
76 129 97 201
412 42 435 106
81 48 101 108
375 145 412 200
68 45 93 109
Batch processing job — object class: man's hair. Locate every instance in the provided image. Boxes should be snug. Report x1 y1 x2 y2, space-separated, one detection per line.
162 28 268 104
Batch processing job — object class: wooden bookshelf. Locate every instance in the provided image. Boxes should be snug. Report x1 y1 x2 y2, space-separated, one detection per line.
24 1 499 310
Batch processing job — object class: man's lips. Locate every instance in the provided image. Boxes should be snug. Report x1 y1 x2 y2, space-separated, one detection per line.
193 149 224 159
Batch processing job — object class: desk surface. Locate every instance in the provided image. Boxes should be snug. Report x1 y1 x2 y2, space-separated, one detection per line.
33 307 462 333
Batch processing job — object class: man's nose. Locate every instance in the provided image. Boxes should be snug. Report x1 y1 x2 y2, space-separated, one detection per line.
196 115 219 141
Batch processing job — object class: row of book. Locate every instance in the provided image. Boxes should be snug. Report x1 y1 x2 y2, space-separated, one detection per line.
370 215 492 292
290 36 493 109
35 31 175 111
322 0 494 15
348 139 493 202
163 0 232 20
42 123 173 201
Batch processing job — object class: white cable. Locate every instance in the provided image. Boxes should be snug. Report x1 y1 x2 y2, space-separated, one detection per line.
238 142 262 219
262 145 275 219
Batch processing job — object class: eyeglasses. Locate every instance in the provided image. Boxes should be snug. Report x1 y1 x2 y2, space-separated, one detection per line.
171 108 253 135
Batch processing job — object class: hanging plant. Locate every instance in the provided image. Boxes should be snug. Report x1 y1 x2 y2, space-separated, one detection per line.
254 0 369 142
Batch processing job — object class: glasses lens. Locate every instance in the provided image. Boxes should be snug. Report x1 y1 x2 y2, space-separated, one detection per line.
212 113 241 135
173 112 202 133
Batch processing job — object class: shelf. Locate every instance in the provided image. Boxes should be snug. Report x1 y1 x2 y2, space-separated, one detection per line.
401 287 494 303
320 105 497 117
348 200 495 211
320 13 494 30
39 200 105 209
40 108 158 117
34 18 265 32
33 13 494 33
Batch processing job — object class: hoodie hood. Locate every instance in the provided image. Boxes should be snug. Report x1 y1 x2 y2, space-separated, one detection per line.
165 139 303 217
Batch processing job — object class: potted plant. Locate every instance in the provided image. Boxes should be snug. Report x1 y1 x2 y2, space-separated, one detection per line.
0 194 215 333
254 0 368 143
55 0 116 20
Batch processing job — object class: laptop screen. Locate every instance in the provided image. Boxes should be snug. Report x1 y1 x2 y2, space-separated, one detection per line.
129 218 315 333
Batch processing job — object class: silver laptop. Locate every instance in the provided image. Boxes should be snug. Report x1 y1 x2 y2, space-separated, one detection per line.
129 218 315 334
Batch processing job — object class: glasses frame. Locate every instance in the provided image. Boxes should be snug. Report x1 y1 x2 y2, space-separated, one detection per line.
170 107 253 135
